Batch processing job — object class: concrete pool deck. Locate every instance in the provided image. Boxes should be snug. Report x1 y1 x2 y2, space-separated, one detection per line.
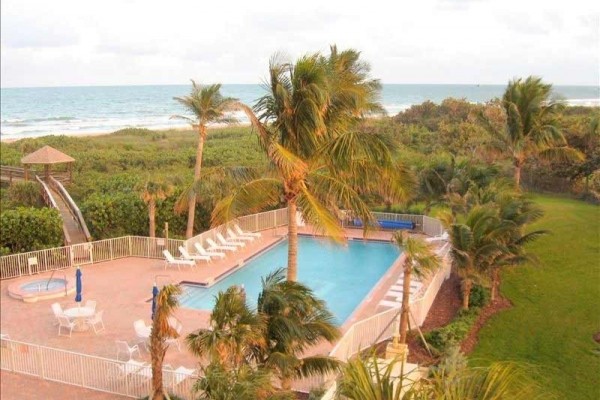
0 226 436 375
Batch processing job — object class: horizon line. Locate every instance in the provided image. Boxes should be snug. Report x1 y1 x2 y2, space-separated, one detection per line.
2 82 599 90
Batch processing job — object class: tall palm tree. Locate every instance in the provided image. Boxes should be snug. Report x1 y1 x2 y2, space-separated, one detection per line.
448 205 506 309
213 47 413 281
481 76 583 187
256 268 341 390
172 82 239 238
139 179 173 237
392 232 440 344
150 284 182 400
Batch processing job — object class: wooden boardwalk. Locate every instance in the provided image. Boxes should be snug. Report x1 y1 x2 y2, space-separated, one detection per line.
1 166 90 245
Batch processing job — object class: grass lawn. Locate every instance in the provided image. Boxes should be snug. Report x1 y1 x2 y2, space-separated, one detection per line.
470 194 600 399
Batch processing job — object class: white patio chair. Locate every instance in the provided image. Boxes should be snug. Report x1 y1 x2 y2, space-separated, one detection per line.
216 232 245 248
226 228 254 242
178 246 211 264
51 303 64 326
166 317 183 351
173 366 196 385
234 224 261 238
134 319 151 351
194 243 226 259
87 310 105 334
163 250 195 270
57 315 76 337
206 238 237 252
85 300 97 312
116 340 141 361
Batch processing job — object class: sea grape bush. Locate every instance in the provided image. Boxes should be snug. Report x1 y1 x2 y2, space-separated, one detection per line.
0 207 63 253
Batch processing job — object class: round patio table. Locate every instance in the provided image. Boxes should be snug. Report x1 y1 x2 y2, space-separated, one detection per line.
64 306 94 332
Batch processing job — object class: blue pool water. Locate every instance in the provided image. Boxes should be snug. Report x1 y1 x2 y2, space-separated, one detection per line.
179 236 400 324
21 278 66 292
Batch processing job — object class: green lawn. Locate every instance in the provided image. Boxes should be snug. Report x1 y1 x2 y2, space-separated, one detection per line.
471 195 600 399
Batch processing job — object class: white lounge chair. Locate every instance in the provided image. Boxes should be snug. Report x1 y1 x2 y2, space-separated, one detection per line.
178 246 211 264
378 299 402 309
51 302 64 326
116 340 141 361
85 300 97 313
217 233 245 248
194 243 225 259
206 238 237 252
163 250 195 270
227 228 254 242
87 310 105 334
234 224 261 238
425 231 449 243
57 315 76 337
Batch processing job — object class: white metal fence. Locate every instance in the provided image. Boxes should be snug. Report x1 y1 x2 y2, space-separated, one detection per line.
184 208 289 253
0 338 198 398
0 236 185 280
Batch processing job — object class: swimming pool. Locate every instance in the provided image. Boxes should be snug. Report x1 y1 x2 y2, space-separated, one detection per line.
179 236 401 324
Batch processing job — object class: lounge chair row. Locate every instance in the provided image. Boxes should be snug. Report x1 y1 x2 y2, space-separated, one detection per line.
378 278 424 309
163 224 261 270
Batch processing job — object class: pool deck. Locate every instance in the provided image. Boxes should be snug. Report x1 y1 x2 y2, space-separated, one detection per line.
0 226 436 378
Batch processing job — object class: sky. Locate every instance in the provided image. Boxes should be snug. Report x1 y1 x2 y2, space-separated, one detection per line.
1 0 598 88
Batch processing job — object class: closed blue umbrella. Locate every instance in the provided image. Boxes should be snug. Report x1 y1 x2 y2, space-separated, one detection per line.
151 284 159 320
75 267 82 306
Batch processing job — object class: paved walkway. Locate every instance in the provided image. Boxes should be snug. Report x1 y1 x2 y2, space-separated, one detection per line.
1 371 127 399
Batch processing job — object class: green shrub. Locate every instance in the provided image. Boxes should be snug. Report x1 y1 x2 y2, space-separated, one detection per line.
6 181 44 208
424 308 480 353
0 207 63 253
469 284 490 308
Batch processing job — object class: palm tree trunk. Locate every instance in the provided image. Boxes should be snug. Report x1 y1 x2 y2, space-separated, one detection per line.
462 278 472 310
185 127 206 239
491 268 499 302
149 200 156 237
150 335 166 400
514 162 522 188
287 200 298 282
281 376 292 391
399 265 412 343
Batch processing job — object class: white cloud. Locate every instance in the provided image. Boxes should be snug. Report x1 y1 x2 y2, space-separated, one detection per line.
0 0 598 87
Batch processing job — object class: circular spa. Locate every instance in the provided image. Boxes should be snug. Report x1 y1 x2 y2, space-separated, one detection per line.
8 277 75 303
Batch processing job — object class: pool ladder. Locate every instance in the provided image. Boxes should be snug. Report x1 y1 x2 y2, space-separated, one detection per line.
45 270 68 295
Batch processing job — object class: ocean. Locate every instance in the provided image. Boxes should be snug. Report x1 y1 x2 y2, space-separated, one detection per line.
1 84 598 139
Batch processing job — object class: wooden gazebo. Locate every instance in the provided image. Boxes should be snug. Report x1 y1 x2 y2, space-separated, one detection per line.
21 146 75 183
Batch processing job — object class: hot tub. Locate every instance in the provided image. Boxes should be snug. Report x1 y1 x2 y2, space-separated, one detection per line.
8 277 75 303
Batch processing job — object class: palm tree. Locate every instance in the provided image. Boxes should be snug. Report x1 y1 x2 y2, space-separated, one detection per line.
186 286 265 370
150 284 182 400
481 76 583 187
213 47 412 281
486 194 548 301
139 179 173 237
172 82 239 238
256 268 341 390
448 205 506 309
336 350 549 399
392 232 441 344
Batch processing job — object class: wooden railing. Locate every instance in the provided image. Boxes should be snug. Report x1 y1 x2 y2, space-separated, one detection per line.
36 176 72 246
49 176 92 242
0 165 27 182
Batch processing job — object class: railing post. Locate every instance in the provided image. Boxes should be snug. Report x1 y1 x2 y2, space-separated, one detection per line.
255 214 259 232
38 346 45 379
128 236 133 257
147 238 150 258
9 341 15 372
80 356 85 387
109 240 114 260
274 211 277 228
